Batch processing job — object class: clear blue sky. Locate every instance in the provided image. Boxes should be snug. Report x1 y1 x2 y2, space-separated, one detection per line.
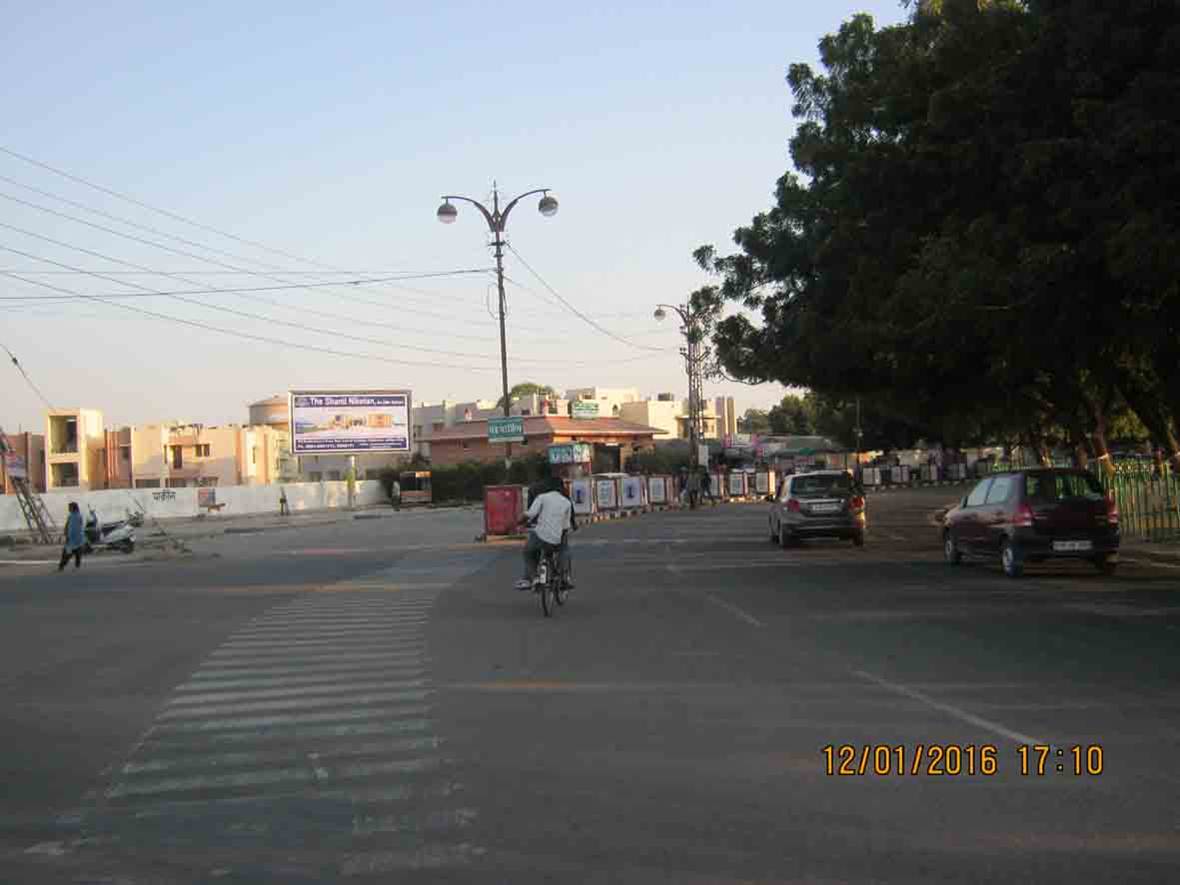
1 0 910 433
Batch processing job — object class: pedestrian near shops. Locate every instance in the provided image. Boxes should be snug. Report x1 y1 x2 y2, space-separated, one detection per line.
699 469 714 503
58 502 85 571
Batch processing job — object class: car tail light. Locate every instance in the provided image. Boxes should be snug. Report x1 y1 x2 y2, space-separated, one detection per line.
1105 492 1120 525
1013 502 1035 528
849 495 865 512
786 498 801 513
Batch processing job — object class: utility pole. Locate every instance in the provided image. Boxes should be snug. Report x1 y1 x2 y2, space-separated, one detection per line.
438 185 558 471
655 302 707 508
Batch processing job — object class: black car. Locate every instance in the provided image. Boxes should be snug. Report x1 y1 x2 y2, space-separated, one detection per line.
943 469 1120 577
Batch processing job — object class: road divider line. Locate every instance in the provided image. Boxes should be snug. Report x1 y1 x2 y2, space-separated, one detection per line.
852 669 1046 745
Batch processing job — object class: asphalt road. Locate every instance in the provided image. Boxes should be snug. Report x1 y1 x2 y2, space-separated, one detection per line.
2 489 1178 883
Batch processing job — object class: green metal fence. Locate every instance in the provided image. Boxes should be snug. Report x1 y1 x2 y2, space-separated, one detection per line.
1100 466 1180 543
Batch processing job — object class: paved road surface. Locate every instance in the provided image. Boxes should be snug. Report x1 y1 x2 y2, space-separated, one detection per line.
2 489 1178 882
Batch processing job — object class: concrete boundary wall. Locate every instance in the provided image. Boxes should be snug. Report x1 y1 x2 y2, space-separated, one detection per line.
0 480 388 533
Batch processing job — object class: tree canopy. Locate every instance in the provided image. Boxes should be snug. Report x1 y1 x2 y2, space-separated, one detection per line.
695 0 1180 468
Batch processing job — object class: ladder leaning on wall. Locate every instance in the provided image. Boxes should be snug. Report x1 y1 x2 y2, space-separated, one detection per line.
1 428 57 545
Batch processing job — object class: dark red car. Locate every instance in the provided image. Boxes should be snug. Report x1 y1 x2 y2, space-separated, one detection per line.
942 469 1120 578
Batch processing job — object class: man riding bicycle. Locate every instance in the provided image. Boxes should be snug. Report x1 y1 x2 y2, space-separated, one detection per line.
515 476 577 591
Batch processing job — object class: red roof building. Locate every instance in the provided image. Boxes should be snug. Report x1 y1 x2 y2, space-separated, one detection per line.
423 416 666 468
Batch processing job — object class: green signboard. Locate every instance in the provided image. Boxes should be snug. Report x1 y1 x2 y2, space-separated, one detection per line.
548 443 593 465
572 400 599 419
488 416 525 444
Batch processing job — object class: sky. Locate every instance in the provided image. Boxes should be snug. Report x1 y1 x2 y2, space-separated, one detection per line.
1 0 911 433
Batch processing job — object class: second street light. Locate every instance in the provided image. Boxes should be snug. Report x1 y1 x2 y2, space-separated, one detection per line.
655 302 707 509
437 185 558 466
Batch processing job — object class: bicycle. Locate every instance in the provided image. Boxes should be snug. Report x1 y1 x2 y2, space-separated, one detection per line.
532 538 570 617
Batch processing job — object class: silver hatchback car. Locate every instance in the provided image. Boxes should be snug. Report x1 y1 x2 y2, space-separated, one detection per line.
769 470 867 547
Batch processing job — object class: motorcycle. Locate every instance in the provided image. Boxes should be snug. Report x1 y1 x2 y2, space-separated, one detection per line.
84 507 136 554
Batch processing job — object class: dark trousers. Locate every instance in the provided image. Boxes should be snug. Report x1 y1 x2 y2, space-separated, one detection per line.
59 546 82 570
523 531 569 581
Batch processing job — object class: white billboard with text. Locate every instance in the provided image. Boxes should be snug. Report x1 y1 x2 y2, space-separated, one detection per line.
290 390 411 454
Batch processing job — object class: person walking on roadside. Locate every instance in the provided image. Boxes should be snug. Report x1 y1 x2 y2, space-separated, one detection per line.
699 469 714 504
58 502 85 571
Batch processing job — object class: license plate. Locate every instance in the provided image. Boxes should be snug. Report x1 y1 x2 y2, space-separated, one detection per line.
811 503 841 514
1053 540 1093 552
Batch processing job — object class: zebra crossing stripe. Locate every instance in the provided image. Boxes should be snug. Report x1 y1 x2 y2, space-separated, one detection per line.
157 687 432 720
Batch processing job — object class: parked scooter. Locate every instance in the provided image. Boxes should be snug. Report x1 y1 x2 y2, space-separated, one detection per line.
84 507 136 554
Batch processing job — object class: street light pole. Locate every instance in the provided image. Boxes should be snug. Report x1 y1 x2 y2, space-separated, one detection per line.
438 185 558 468
655 302 705 508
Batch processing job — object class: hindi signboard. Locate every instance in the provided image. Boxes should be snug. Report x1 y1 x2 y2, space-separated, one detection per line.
572 400 599 419
488 416 525 444
290 390 411 454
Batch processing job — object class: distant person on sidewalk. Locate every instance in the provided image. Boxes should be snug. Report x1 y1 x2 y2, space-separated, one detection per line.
699 470 714 503
58 502 85 571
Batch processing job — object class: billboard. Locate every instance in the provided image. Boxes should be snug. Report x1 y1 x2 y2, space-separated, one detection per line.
289 390 411 454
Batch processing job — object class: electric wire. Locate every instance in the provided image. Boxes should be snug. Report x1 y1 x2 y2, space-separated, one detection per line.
505 244 671 353
1 340 55 409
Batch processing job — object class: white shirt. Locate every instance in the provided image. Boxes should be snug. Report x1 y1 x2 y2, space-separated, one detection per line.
526 491 573 545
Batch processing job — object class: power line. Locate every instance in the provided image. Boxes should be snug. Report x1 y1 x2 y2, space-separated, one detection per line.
1 245 654 369
0 157 500 314
0 273 488 303
3 266 504 373
0 144 351 270
1 340 55 409
504 244 671 353
0 150 597 337
0 187 501 316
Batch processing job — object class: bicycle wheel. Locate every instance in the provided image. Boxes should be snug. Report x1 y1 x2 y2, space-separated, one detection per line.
555 559 569 606
538 559 555 617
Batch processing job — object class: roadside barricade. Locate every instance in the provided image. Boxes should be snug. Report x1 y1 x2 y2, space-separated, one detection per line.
484 484 526 537
621 475 646 509
594 475 620 512
727 471 748 499
647 475 671 506
570 477 595 516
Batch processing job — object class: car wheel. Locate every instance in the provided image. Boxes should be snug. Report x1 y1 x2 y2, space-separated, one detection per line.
1000 539 1023 578
944 532 962 565
778 523 793 548
1094 554 1117 576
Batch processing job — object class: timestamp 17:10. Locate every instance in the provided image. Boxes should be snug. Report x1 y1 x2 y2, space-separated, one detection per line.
1019 744 1104 776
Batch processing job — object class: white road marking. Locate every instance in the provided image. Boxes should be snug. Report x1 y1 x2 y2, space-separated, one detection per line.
122 737 441 775
178 664 426 688
158 688 431 720
704 593 765 627
852 670 1046 745
202 649 426 666
151 700 433 734
164 680 429 709
143 717 434 747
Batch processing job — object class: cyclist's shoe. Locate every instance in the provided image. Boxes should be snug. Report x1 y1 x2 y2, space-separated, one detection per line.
514 579 531 591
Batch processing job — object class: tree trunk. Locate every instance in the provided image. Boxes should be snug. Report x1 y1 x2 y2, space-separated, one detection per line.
1078 390 1115 479
1026 426 1052 467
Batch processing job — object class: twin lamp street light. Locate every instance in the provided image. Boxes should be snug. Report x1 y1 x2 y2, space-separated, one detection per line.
435 190 708 487
436 187 558 466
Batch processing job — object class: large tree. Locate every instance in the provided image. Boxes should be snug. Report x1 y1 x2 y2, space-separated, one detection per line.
496 382 556 411
694 0 1180 467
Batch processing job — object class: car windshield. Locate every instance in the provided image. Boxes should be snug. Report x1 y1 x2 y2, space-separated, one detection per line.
1026 471 1105 502
791 474 854 497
